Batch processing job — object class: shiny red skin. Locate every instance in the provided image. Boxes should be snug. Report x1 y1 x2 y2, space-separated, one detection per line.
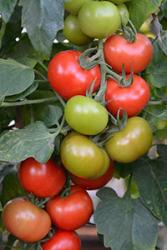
19 158 66 198
46 186 93 230
104 33 153 73
42 231 81 250
48 50 101 99
105 75 150 117
70 161 114 190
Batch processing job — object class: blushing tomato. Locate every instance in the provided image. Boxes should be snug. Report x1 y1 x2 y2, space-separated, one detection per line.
46 186 93 230
2 198 51 243
78 1 121 39
105 117 153 163
64 0 92 15
105 75 150 117
48 50 101 100
60 132 110 179
104 33 153 73
19 158 66 198
70 161 114 190
65 95 108 135
42 230 81 250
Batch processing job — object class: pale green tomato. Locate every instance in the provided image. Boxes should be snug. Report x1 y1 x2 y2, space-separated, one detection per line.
64 0 92 15
108 0 131 4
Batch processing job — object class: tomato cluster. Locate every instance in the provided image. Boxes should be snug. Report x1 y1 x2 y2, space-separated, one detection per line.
2 1 155 249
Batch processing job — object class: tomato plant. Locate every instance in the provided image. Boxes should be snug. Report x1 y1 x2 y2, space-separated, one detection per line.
46 185 93 230
19 158 66 198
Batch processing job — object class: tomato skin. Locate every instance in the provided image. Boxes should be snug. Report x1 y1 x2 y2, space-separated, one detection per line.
65 95 108 135
42 230 81 250
46 186 93 230
104 33 153 73
2 198 51 243
19 158 66 198
64 0 92 15
105 117 153 163
71 161 114 190
105 75 150 117
48 50 101 100
63 15 92 45
78 1 121 39
60 132 110 179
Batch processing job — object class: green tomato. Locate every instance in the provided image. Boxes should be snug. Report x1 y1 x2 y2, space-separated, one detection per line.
63 15 92 46
108 0 131 4
78 1 121 39
117 4 129 25
105 117 153 163
65 96 108 135
64 0 92 15
60 132 109 179
156 120 167 130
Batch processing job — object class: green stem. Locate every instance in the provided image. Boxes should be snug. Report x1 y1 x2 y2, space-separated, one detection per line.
38 61 48 72
52 116 65 137
35 69 47 81
0 20 6 49
149 100 167 105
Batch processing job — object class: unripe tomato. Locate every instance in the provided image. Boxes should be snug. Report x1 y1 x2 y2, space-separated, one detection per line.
108 0 130 4
60 132 110 179
65 95 109 135
46 186 93 230
64 0 92 15
117 4 129 25
2 198 51 243
78 1 121 39
63 15 92 45
105 117 153 163
19 158 66 198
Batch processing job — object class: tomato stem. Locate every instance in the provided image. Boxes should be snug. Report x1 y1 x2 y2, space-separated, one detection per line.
0 20 6 49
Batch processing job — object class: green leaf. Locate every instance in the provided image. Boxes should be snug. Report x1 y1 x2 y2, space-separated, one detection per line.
94 188 158 250
128 0 162 30
144 42 167 88
134 145 167 226
0 59 34 99
158 30 167 56
0 121 55 163
0 0 17 23
21 0 64 57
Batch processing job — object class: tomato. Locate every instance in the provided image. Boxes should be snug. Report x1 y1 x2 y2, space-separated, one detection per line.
42 230 81 250
104 33 153 73
156 120 167 130
63 15 92 46
19 158 66 198
108 0 130 4
48 50 101 100
64 0 92 15
105 75 150 117
65 95 108 135
117 4 129 25
2 198 51 243
105 117 153 163
46 185 93 230
60 132 110 179
78 1 121 39
70 161 114 190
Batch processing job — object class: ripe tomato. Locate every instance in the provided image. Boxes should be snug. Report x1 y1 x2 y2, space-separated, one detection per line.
78 1 121 39
65 95 108 135
70 161 114 190
64 0 92 15
19 158 66 198
46 186 93 230
60 132 110 179
2 198 51 243
105 75 150 117
104 33 153 73
48 50 101 100
42 230 81 250
63 15 92 45
105 117 153 163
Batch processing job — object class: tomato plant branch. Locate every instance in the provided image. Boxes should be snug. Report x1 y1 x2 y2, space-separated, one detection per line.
35 69 47 81
0 20 6 49
38 61 48 72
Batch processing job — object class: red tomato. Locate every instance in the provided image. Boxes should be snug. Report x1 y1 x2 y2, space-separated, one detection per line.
19 158 66 198
2 198 51 243
46 185 93 230
104 33 153 73
42 230 81 250
70 161 114 190
105 75 150 117
48 50 101 99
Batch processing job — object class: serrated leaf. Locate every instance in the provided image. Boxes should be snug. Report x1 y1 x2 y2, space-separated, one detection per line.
128 0 162 30
0 121 55 163
0 0 17 23
134 145 167 226
95 187 158 250
21 0 64 57
0 59 34 99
